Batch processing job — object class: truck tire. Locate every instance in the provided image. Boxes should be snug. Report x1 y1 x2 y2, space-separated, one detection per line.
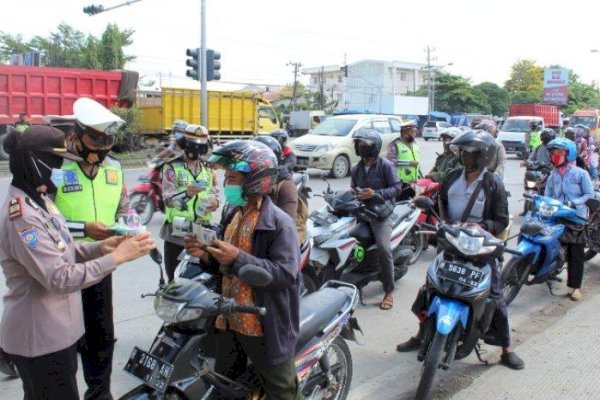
0 133 10 160
330 155 350 179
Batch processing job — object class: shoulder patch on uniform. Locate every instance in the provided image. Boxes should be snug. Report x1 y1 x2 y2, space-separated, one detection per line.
19 226 39 248
166 168 175 181
9 198 23 220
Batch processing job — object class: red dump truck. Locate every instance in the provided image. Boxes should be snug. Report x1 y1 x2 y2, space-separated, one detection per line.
0 65 138 159
508 103 560 127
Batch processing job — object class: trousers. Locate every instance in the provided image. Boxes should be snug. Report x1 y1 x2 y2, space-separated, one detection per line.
80 275 114 400
8 343 79 400
565 243 585 289
369 215 395 294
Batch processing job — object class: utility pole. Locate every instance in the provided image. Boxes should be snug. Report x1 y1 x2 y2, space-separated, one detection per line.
424 46 437 113
318 66 325 110
200 0 207 127
287 61 302 111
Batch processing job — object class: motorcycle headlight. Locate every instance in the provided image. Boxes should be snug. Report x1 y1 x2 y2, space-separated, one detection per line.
539 202 558 218
315 144 334 153
154 296 185 323
526 181 537 189
446 231 496 256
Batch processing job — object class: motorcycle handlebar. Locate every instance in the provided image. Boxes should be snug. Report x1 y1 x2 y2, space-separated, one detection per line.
231 304 267 316
504 248 523 256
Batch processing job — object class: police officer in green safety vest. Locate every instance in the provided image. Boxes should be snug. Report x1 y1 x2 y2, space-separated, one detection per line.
527 120 542 152
386 120 421 199
52 97 130 400
160 124 219 282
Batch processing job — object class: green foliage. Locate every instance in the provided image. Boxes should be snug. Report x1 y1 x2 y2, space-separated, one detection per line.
0 22 135 69
473 82 509 116
432 72 491 114
111 106 144 152
504 59 543 94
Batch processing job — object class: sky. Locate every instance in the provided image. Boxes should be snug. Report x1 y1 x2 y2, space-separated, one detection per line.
5 0 600 89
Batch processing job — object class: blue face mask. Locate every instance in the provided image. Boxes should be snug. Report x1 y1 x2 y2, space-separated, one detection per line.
49 168 64 187
224 185 247 206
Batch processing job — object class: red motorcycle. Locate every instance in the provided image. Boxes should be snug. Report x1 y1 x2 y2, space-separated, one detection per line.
129 159 165 225
413 178 441 249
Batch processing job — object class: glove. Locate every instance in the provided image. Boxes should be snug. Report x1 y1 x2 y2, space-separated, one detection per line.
564 200 575 208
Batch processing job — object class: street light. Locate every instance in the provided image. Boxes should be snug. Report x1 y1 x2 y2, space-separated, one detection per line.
422 62 453 112
83 0 141 15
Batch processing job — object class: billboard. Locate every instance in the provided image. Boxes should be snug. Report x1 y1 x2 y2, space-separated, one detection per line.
542 68 569 105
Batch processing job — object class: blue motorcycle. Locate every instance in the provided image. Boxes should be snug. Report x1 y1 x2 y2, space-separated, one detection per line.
412 197 511 400
501 193 587 305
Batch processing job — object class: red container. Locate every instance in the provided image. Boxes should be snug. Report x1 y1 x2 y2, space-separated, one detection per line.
0 65 136 125
509 103 560 127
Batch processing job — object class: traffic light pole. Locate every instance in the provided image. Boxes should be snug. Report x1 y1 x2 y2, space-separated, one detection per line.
200 0 208 127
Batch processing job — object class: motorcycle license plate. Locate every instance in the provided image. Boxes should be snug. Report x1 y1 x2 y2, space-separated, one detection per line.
309 210 338 226
124 347 175 393
437 262 483 288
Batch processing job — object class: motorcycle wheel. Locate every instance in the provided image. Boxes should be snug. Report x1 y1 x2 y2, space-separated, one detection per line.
415 331 447 400
584 248 597 261
130 192 155 226
301 269 319 295
500 257 530 306
401 226 424 265
306 336 353 400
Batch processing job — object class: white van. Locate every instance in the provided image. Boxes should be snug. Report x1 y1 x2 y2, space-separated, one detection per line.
497 116 544 158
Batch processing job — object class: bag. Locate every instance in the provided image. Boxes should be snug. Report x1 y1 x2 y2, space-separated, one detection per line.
274 181 308 243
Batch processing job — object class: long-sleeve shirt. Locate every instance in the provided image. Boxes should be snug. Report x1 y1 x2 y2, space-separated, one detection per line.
544 165 594 218
487 139 507 177
528 144 551 165
350 156 402 200
0 186 116 357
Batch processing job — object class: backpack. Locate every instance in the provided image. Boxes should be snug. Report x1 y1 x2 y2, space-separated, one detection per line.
274 180 308 244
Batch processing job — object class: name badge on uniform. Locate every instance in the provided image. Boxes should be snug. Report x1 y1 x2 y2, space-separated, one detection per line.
19 226 39 249
105 169 119 185
62 170 82 193
9 198 23 220
177 172 189 185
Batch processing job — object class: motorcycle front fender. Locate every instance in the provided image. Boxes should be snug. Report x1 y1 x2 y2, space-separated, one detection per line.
428 296 470 335
516 237 542 265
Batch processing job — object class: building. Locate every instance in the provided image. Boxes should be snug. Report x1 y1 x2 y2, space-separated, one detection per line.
303 59 429 116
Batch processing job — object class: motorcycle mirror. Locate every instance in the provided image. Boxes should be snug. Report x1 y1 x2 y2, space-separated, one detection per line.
414 196 434 210
525 171 536 181
238 265 273 287
150 248 163 266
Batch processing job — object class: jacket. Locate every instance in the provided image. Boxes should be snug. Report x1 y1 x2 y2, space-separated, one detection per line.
351 156 402 200
218 196 300 366
439 168 509 237
0 186 116 357
429 152 462 182
544 165 593 218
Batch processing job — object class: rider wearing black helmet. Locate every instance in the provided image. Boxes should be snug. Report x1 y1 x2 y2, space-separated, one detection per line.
157 119 188 160
270 129 296 174
397 130 525 370
184 140 302 400
351 128 402 310
527 128 554 165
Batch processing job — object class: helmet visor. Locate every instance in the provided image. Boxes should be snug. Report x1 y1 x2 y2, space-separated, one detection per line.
207 154 251 173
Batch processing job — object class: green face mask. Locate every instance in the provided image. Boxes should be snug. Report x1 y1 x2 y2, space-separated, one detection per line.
224 185 247 206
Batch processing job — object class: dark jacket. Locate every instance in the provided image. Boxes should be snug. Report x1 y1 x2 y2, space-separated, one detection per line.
270 175 298 220
439 168 509 237
351 156 402 200
220 196 300 366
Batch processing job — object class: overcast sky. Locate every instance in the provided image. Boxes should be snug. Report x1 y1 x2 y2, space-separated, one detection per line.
5 0 600 89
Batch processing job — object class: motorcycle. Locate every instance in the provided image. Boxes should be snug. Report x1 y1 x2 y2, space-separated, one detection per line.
522 161 551 214
583 191 600 261
411 196 516 400
501 193 587 306
120 252 362 400
129 158 165 225
304 181 419 299
413 178 441 250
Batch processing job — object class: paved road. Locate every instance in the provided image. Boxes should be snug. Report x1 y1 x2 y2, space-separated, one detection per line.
0 139 589 399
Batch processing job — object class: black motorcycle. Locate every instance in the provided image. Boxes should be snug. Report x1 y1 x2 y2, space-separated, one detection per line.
522 161 551 214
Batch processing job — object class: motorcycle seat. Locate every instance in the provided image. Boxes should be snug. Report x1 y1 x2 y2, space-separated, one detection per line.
296 287 349 351
390 204 413 225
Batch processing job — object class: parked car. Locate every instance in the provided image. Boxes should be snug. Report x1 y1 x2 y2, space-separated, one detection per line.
497 116 545 158
291 114 403 178
422 121 452 141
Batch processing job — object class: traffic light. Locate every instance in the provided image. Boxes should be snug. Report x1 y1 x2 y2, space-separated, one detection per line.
206 49 221 81
341 65 348 77
83 4 104 15
186 48 200 80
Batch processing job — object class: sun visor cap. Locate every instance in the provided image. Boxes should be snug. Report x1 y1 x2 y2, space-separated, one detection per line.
184 124 210 144
400 120 417 129
15 125 82 161
73 97 124 135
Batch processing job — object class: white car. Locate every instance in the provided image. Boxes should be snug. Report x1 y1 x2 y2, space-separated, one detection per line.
422 121 452 141
291 114 403 178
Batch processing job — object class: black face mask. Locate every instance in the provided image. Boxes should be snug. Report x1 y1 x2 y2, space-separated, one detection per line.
461 151 480 173
185 142 209 161
77 140 109 165
31 152 63 195
404 135 415 143
358 145 377 159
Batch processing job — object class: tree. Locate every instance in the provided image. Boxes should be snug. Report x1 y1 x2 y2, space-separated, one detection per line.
504 59 543 96
0 23 135 69
432 72 490 114
474 82 509 116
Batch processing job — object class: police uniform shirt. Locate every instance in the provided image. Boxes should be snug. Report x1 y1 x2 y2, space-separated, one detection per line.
446 169 487 224
0 186 116 357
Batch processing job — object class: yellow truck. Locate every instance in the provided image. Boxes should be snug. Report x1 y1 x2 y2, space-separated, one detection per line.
138 87 280 140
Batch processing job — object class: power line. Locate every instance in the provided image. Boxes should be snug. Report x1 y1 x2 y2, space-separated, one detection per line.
287 61 302 111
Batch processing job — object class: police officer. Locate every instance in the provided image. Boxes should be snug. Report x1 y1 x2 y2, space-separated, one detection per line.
396 130 525 370
14 112 30 133
0 126 153 400
52 97 130 400
160 124 218 281
157 119 187 160
526 120 542 153
387 120 420 198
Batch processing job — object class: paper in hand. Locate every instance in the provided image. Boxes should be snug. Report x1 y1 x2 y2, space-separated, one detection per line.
193 224 217 245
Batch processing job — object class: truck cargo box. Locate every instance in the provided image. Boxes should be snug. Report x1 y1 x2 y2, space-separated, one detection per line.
509 103 560 127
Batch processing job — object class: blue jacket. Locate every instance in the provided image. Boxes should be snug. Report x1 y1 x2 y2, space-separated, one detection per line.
544 165 593 218
223 196 300 366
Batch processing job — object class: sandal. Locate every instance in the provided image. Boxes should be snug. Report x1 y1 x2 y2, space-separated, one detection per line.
380 293 394 310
